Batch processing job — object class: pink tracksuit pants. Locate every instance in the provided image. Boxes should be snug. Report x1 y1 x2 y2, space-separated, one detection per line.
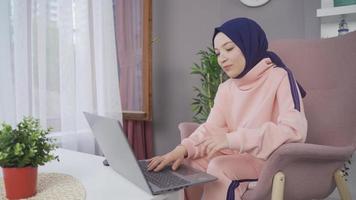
182 153 264 200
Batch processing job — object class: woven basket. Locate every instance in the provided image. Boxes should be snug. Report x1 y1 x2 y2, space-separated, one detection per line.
1 173 86 200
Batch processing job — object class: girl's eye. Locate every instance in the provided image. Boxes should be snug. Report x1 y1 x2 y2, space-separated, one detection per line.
226 47 234 51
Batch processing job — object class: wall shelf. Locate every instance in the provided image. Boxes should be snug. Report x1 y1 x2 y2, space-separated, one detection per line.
317 4 356 17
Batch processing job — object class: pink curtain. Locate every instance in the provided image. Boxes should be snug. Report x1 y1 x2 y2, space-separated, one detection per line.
114 0 142 111
123 120 153 160
113 0 152 159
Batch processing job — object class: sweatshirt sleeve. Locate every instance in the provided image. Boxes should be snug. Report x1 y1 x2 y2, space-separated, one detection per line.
226 74 308 160
181 84 229 159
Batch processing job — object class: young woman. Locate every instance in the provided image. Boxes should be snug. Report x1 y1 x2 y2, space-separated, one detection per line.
148 17 308 200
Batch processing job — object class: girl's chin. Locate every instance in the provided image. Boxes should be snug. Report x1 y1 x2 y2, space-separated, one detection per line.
226 72 240 78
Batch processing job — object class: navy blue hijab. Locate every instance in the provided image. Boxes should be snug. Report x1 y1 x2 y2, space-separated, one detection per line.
213 17 306 111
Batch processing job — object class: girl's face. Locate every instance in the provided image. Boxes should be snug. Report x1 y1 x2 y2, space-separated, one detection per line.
214 32 246 78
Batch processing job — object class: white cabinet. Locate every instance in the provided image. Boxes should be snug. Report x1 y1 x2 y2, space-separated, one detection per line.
317 0 356 38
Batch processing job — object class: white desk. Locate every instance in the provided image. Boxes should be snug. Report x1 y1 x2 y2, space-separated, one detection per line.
1 149 179 200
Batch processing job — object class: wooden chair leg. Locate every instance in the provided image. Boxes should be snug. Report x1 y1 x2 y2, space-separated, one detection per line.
271 172 285 200
334 169 352 200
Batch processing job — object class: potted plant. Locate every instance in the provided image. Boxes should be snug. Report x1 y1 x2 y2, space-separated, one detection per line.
0 117 58 199
191 47 228 123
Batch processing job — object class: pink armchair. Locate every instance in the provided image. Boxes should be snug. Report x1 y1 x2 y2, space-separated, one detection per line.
178 31 356 200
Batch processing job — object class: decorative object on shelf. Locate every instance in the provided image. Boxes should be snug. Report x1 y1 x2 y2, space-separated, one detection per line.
191 47 228 123
338 15 350 35
334 0 356 7
240 0 271 7
0 117 59 199
0 173 86 200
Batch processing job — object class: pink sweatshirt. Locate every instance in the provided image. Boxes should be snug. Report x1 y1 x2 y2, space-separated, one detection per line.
181 58 308 160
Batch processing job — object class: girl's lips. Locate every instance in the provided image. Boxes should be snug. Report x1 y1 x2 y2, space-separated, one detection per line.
223 64 232 70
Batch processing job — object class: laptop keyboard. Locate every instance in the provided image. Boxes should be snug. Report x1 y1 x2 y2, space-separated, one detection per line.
138 161 190 188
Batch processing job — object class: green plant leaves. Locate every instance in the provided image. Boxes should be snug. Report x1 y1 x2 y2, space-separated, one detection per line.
0 117 59 168
191 47 228 123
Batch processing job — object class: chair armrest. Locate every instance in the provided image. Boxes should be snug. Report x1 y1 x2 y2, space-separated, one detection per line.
269 143 355 160
178 122 200 140
244 143 355 200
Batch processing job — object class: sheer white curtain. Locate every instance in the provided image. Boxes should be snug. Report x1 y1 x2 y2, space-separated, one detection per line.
0 0 122 154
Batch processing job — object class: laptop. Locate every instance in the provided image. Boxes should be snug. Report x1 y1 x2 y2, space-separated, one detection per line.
83 112 217 195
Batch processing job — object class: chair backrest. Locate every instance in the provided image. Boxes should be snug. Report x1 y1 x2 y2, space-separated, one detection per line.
269 31 356 147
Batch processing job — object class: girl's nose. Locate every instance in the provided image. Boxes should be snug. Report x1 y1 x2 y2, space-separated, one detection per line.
219 54 227 64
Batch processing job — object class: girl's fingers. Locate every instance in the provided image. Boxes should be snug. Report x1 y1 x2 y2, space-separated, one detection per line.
206 142 215 155
202 138 212 148
172 158 183 171
154 158 170 172
147 156 157 168
148 157 162 170
194 138 207 146
201 140 212 155
207 147 219 160
148 156 159 165
147 157 154 161
194 139 205 146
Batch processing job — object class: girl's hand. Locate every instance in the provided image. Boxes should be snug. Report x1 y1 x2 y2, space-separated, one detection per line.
195 134 229 159
148 145 187 172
